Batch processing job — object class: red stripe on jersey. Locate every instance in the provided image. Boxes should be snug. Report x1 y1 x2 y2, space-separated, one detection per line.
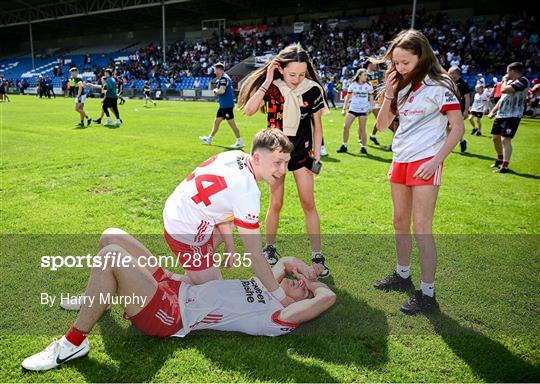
411 82 423 92
234 218 259 230
440 103 461 114
203 314 223 320
244 156 256 180
271 310 298 328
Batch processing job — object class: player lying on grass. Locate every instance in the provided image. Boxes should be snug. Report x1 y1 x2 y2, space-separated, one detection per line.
21 229 336 371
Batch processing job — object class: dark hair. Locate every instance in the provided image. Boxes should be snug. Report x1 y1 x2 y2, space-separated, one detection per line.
238 44 326 111
507 62 524 74
214 63 225 70
69 67 78 72
371 29 459 115
105 69 113 76
251 128 294 155
351 68 368 83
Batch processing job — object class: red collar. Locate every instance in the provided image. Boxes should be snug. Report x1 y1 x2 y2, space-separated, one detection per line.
244 155 256 180
411 82 423 92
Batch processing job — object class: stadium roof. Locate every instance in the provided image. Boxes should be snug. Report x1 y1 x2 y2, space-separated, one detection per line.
0 0 512 50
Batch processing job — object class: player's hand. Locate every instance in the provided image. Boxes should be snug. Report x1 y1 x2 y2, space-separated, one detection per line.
265 60 280 85
291 263 319 281
314 151 321 164
385 70 398 98
488 112 495 119
279 296 295 307
310 262 325 278
462 111 469 119
413 158 440 180
223 253 238 269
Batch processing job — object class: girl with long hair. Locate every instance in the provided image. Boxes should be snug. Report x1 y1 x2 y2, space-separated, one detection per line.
238 44 331 278
372 30 465 314
337 68 374 154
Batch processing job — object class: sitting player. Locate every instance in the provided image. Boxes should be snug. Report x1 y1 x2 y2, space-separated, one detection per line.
21 229 336 371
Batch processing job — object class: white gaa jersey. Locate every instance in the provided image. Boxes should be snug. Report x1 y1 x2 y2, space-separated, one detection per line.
496 76 530 119
348 82 373 113
173 279 296 337
471 92 489 112
392 76 461 163
163 151 260 245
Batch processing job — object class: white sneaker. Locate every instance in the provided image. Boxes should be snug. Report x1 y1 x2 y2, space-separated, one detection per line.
104 118 113 126
231 139 244 149
21 336 89 371
320 145 328 156
199 136 212 145
116 119 122 126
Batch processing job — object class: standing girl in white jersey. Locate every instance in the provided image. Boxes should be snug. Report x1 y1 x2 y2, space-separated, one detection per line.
469 84 489 135
372 29 464 315
337 68 374 154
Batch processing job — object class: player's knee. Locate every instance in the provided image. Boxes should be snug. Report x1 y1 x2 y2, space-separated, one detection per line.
299 196 315 212
412 220 433 236
393 215 410 231
99 227 127 247
269 199 283 213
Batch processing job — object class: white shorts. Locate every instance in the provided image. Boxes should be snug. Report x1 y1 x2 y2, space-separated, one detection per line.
75 95 87 104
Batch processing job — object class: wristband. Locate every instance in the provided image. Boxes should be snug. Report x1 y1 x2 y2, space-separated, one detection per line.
384 93 395 100
270 286 286 301
258 86 267 94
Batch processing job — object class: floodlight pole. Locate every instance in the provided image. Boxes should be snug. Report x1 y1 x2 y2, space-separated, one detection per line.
162 1 166 66
29 22 35 69
411 0 417 29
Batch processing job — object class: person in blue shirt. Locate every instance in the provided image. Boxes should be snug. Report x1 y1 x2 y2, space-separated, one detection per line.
199 63 244 148
325 77 337 108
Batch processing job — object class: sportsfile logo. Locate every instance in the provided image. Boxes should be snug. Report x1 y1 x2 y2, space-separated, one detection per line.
40 251 252 271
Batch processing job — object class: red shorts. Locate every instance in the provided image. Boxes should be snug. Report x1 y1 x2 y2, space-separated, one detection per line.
124 268 183 337
388 156 443 186
164 229 215 271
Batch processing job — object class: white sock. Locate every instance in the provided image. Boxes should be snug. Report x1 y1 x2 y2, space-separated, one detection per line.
342 143 347 147
396 264 410 279
421 281 435 297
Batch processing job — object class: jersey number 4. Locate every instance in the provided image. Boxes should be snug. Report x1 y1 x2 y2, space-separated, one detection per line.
187 156 228 206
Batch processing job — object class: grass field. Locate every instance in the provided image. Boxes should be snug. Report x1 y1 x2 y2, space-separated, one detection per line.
1 95 539 382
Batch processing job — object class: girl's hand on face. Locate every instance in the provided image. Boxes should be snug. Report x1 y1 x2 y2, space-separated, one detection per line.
385 70 398 98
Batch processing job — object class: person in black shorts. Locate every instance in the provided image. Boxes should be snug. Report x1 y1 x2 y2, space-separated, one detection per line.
238 44 331 278
0 78 9 102
488 62 530 173
448 66 471 152
143 81 156 107
117 78 126 105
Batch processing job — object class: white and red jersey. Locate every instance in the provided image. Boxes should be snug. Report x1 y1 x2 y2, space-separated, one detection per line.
392 75 461 162
173 278 297 337
163 151 260 245
348 82 373 113
471 91 490 113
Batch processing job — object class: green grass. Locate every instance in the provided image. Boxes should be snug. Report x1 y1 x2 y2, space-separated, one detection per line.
1 95 539 382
